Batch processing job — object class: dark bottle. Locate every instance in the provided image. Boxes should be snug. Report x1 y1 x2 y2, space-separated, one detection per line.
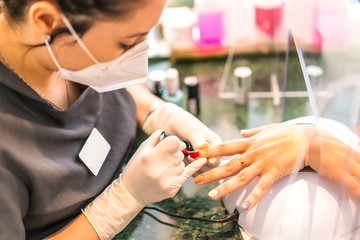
184 76 200 115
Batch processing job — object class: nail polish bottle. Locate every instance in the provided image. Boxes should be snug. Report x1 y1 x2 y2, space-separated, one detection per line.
162 68 184 107
233 66 252 105
149 70 166 98
184 76 200 115
306 65 323 90
255 0 284 40
194 0 224 46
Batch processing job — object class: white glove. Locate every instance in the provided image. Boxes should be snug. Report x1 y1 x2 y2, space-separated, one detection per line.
82 130 207 240
143 102 222 172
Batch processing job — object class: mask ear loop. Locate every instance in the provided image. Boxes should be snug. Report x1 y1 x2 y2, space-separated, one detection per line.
60 14 107 70
43 34 63 71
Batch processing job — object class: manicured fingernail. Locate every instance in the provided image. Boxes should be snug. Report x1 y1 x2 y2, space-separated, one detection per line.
189 151 200 158
179 142 186 150
193 175 204 184
241 202 250 210
208 158 217 164
240 129 249 134
199 142 209 149
208 189 219 198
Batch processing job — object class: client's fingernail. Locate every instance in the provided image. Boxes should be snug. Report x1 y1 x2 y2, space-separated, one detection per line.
208 158 217 164
241 202 250 210
193 175 204 184
199 142 210 149
208 189 219 198
179 142 186 150
189 151 200 158
240 129 249 134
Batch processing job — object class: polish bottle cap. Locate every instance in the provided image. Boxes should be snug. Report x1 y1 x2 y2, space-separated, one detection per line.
194 0 223 13
149 70 166 97
255 0 283 8
184 76 199 98
184 76 199 86
166 68 180 95
234 66 252 79
149 70 167 82
306 65 323 77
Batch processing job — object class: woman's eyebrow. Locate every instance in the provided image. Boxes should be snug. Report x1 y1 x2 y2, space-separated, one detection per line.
125 31 149 38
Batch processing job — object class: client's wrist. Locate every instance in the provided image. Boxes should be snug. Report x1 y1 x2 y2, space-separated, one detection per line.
304 124 320 167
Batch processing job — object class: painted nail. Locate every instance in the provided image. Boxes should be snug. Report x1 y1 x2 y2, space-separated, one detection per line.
241 202 250 210
199 142 210 149
189 150 200 158
207 158 215 164
208 189 219 198
240 129 249 134
193 175 204 184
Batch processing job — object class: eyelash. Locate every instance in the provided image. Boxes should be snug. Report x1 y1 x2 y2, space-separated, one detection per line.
119 43 135 51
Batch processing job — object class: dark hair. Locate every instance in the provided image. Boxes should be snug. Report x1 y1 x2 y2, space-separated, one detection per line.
2 0 145 37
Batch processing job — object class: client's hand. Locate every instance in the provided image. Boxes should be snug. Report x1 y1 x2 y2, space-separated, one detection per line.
193 124 317 211
307 127 360 199
356 122 360 140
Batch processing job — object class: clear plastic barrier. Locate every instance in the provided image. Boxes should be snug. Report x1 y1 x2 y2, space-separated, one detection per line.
291 0 360 129
221 1 360 240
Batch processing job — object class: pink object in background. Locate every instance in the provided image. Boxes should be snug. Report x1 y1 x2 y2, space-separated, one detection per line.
194 0 224 46
223 0 255 45
285 0 319 49
197 12 223 45
315 0 348 46
255 0 284 39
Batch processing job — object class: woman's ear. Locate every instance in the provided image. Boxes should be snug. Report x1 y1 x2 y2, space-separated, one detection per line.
28 1 62 36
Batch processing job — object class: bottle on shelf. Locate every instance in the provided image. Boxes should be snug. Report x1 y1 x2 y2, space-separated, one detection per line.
149 70 166 97
193 0 224 46
233 66 252 105
162 68 184 107
184 76 200 115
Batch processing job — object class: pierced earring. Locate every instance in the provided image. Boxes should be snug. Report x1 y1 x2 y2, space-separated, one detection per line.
43 35 51 42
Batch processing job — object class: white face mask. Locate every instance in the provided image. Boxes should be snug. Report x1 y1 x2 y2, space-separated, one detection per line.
44 14 149 93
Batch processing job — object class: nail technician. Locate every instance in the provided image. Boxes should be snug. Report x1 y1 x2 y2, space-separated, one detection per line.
0 0 222 239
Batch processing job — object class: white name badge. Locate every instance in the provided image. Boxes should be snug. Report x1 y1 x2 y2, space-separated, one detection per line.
79 128 111 176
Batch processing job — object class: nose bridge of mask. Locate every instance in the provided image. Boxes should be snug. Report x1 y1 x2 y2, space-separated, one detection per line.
119 48 148 65
118 41 149 66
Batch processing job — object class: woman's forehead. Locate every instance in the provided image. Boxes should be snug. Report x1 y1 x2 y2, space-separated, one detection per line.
86 0 165 39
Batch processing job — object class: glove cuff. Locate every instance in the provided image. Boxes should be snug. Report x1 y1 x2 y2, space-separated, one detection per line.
83 175 145 240
142 102 181 135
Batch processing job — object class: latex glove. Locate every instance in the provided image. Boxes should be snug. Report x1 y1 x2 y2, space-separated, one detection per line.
83 130 207 240
193 123 317 211
143 102 222 173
